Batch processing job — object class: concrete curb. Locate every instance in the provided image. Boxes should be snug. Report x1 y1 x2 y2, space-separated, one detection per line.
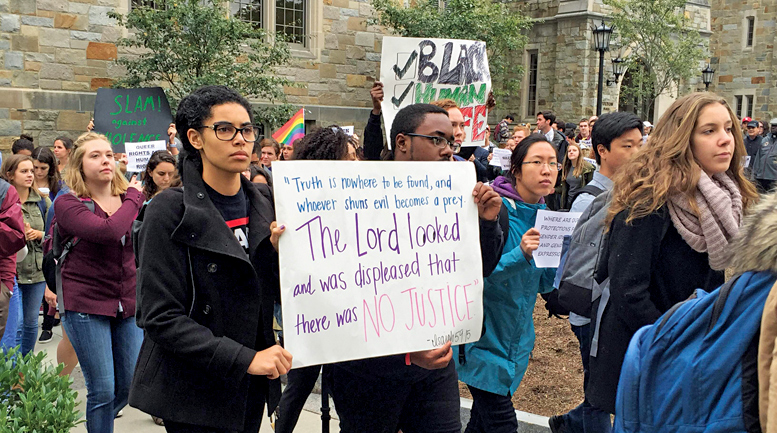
300 392 551 432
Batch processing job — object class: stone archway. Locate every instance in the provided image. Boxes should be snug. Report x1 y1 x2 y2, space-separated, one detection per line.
618 60 655 122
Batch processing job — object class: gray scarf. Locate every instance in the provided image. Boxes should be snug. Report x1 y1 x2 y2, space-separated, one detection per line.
666 172 743 270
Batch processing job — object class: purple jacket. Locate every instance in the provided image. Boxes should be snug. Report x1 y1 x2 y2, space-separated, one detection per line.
0 181 25 291
54 189 144 318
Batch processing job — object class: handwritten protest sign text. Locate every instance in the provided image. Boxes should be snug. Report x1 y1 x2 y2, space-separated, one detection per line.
273 162 484 367
380 37 491 149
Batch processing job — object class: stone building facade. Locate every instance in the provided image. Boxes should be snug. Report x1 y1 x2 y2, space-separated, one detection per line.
0 0 770 154
506 0 712 125
0 0 390 152
707 0 777 122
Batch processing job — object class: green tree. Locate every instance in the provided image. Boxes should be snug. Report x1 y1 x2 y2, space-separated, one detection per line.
108 0 297 128
604 0 706 120
369 0 532 98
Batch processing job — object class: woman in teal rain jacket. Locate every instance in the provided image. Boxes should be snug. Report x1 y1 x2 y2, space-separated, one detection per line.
456 134 559 433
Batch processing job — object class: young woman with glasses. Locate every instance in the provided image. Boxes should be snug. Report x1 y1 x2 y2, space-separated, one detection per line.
454 134 559 432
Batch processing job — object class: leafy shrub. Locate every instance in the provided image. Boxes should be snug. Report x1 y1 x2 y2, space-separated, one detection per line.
0 347 82 432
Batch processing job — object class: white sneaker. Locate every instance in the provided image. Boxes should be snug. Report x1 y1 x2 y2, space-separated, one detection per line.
115 409 124 418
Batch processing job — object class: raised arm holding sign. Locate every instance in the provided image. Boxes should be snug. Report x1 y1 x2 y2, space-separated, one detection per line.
379 36 492 149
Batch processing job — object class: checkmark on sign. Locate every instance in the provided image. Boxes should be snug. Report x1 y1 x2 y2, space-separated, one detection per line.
392 81 415 108
393 51 418 80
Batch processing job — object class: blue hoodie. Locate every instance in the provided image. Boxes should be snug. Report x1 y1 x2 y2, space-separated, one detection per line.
455 176 556 396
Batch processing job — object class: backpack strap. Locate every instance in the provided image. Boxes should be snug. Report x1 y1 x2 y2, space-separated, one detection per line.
54 198 96 314
569 184 605 209
707 274 741 333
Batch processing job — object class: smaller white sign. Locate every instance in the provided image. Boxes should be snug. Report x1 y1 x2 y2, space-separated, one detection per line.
489 148 512 170
743 156 751 168
341 126 354 136
125 140 167 172
583 157 598 169
533 210 582 268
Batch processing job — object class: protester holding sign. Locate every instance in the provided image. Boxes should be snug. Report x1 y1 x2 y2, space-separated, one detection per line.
275 125 356 433
129 85 291 433
454 134 557 432
588 93 759 416
53 132 144 433
329 102 504 433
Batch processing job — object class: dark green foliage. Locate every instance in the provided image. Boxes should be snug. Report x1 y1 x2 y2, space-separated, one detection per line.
108 0 298 127
0 348 83 432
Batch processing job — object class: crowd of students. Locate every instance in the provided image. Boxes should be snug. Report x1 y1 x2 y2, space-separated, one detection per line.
1 82 776 433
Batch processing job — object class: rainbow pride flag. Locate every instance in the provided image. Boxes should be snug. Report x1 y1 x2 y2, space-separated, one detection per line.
272 108 305 146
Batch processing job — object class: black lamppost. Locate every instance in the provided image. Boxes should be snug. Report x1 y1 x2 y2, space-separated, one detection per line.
607 57 627 86
592 21 614 115
701 64 715 90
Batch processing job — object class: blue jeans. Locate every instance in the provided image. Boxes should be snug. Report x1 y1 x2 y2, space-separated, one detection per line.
562 323 612 433
15 281 46 355
0 279 21 350
62 312 143 433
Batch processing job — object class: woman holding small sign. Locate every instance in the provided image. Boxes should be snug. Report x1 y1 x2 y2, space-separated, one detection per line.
454 134 558 432
129 85 292 433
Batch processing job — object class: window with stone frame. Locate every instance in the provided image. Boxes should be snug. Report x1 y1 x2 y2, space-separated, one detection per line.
131 0 165 10
735 95 744 118
276 0 306 47
526 51 539 118
734 94 756 119
233 0 264 30
746 95 754 119
746 16 755 47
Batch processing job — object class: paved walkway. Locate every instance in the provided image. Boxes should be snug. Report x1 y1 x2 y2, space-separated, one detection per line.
33 323 338 433
33 321 549 432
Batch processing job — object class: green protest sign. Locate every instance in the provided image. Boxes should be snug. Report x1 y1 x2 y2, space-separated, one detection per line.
93 87 173 153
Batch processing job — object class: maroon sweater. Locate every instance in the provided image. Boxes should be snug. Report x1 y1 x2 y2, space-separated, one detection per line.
54 189 144 318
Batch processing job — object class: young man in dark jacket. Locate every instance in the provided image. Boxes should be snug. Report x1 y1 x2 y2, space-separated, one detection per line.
332 103 506 433
129 85 292 432
0 179 26 343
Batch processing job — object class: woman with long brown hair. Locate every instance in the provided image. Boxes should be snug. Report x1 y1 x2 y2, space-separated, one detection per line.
560 141 595 208
587 93 759 417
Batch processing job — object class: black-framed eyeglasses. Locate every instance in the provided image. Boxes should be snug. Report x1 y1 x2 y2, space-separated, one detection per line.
197 123 259 142
404 133 460 152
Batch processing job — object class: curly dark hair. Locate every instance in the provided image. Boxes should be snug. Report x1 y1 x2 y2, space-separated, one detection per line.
12 138 34 155
175 85 253 180
292 126 351 161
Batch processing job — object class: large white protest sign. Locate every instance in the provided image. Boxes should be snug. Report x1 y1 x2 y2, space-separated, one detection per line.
125 140 167 172
489 148 512 171
533 210 582 268
273 161 484 367
380 36 491 149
